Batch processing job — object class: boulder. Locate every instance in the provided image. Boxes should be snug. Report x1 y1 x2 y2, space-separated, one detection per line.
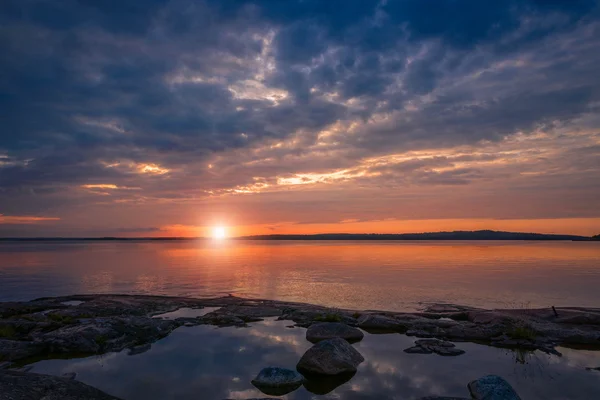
297 337 364 375
467 375 521 400
251 367 304 396
306 322 364 343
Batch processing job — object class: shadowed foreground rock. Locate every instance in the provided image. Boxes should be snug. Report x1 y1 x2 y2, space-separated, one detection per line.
297 337 364 375
251 367 304 396
467 375 522 400
306 322 364 343
0 370 121 400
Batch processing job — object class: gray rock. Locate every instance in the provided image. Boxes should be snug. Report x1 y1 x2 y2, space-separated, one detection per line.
357 314 407 332
0 339 46 362
0 370 121 399
297 337 364 375
251 367 304 396
404 339 465 356
467 375 522 400
306 322 364 343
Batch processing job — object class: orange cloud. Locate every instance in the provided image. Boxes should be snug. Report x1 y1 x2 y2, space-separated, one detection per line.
0 215 60 224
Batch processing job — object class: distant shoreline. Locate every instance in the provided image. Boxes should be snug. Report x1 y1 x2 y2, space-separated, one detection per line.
0 230 597 241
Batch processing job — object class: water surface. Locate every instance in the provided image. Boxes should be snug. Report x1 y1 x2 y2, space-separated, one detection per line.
1 240 599 311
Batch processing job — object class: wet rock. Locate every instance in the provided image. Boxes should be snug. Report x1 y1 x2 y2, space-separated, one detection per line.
0 361 12 369
404 339 465 356
467 375 522 400
127 343 151 356
0 370 121 399
297 337 364 375
586 366 600 371
306 322 364 343
201 312 246 327
404 345 433 354
357 314 408 332
251 367 304 396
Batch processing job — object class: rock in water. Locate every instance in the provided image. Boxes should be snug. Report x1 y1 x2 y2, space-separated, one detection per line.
302 371 356 395
306 322 364 343
404 339 465 356
251 367 304 396
467 375 522 400
297 337 364 375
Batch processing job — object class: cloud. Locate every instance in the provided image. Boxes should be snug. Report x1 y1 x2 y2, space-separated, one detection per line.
0 0 599 235
0 214 60 224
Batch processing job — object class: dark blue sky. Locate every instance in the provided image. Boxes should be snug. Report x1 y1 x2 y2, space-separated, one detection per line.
1 0 599 236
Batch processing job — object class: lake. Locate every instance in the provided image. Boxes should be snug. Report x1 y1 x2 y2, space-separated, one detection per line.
1 240 599 310
2 240 600 399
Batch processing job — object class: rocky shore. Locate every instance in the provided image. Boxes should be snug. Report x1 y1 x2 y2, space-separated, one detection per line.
1 294 599 399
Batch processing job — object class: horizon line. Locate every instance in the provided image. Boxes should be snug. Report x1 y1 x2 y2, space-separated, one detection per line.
0 229 597 241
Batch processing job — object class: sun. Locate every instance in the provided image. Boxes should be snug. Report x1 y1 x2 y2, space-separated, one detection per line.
212 226 227 239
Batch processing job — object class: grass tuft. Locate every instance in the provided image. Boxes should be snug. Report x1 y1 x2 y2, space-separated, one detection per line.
507 324 538 340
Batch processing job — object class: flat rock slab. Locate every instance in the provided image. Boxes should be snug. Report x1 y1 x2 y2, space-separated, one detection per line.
404 339 465 356
297 337 364 375
467 375 522 400
306 322 364 343
251 367 304 396
357 314 408 332
0 370 121 400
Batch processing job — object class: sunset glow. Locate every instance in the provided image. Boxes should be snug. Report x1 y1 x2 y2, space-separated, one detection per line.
212 226 227 240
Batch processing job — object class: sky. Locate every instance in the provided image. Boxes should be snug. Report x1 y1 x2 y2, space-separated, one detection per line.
1 0 599 238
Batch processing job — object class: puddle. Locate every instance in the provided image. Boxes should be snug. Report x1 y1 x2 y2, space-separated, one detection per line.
27 318 600 400
152 307 221 320
61 300 85 307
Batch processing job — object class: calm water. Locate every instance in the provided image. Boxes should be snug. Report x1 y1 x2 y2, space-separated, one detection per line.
1 240 600 310
30 318 600 399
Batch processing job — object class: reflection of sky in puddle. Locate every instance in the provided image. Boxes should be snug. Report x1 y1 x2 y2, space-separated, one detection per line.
152 307 221 320
30 319 600 399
